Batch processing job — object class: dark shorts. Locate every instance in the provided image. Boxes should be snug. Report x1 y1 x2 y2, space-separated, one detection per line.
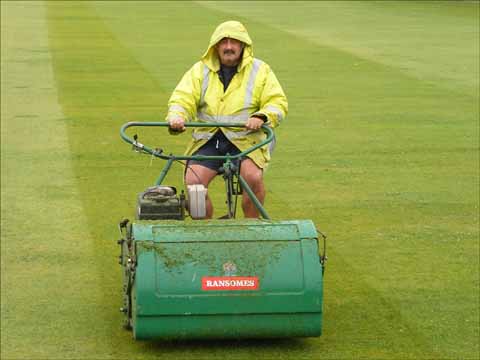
187 131 241 173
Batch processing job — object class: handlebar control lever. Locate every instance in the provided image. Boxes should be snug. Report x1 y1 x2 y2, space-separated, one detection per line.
132 134 145 153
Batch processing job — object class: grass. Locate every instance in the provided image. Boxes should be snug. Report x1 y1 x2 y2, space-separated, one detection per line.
1 1 479 359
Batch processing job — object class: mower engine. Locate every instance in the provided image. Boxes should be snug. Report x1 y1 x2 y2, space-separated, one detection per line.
136 186 185 220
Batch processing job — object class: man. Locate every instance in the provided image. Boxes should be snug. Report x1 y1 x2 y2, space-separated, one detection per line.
167 20 288 218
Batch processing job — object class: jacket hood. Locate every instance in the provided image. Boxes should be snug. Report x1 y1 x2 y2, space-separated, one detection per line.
202 21 253 72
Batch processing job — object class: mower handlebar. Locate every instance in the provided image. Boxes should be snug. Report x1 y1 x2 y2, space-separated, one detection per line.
120 121 274 161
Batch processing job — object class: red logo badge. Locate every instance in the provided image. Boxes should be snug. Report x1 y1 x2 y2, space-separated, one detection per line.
202 276 259 291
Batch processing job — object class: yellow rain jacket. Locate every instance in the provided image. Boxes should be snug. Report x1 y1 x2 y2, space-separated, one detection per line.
166 21 288 169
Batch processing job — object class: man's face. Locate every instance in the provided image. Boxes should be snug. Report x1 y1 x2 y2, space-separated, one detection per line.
216 37 244 66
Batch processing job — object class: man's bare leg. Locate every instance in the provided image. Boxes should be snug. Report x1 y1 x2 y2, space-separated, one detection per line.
239 159 265 218
185 164 217 218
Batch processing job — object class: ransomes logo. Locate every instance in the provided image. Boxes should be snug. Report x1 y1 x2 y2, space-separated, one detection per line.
202 276 259 291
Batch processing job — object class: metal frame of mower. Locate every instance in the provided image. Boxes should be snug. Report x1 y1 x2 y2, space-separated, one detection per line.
120 121 274 220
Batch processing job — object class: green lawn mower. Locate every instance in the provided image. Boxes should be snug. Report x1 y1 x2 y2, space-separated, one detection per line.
117 122 327 340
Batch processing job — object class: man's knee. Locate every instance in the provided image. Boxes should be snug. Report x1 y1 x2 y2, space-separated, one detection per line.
185 170 201 186
185 165 216 187
240 160 263 188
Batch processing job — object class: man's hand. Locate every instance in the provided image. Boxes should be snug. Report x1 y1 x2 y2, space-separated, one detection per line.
245 116 264 131
169 117 186 132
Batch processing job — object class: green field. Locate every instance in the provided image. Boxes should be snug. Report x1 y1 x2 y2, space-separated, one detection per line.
1 1 479 359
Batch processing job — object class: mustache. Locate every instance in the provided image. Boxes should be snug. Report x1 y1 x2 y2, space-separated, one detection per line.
223 49 236 55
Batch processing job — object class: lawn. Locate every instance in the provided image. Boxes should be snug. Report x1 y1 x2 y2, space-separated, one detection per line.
1 1 479 359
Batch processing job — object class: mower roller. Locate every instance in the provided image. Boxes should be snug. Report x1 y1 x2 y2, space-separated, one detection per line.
117 122 326 340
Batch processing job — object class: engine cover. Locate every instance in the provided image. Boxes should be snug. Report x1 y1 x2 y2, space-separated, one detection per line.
136 186 184 220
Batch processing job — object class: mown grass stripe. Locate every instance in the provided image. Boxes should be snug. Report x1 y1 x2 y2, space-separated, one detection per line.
45 3 178 358
1 2 102 358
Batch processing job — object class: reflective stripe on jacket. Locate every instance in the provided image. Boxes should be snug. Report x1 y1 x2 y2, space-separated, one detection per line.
166 21 288 169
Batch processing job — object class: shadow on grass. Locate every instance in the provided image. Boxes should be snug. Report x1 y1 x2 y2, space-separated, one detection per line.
142 337 311 352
